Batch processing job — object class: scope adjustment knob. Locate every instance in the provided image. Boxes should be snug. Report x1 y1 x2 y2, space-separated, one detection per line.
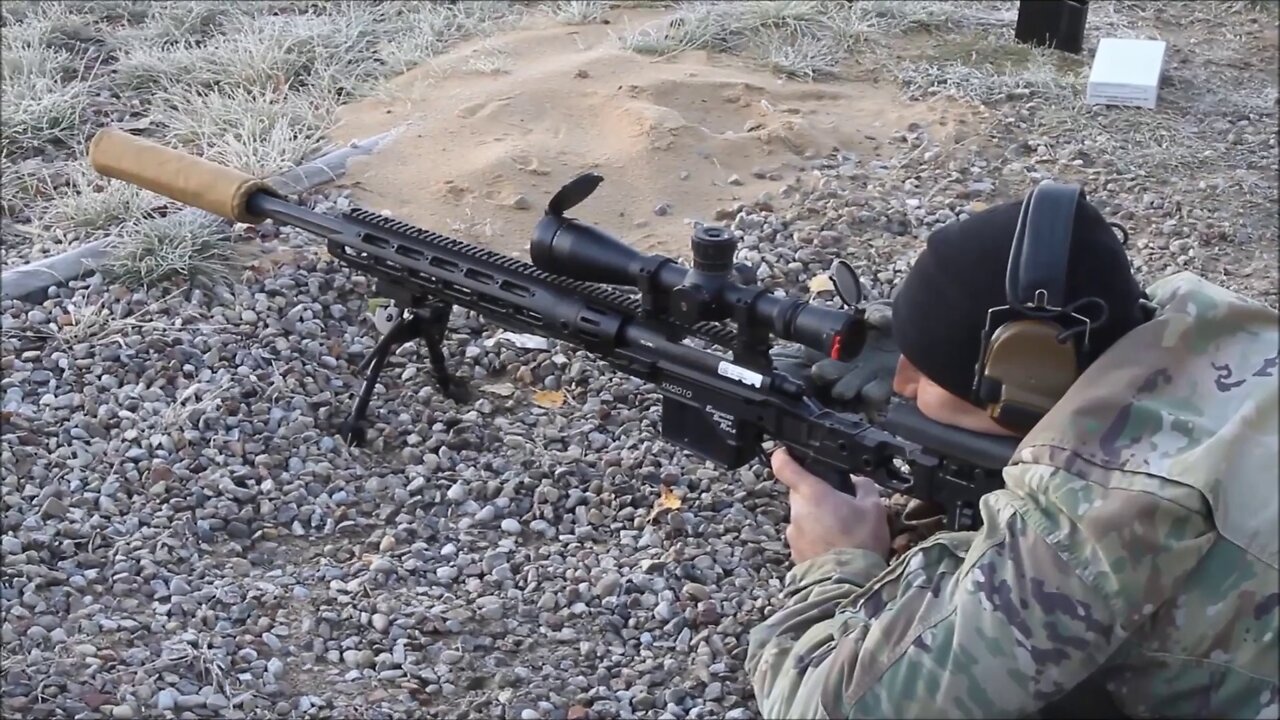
691 225 737 275
670 283 710 325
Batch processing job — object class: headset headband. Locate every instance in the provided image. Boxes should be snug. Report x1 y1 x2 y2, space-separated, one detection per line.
1005 182 1081 311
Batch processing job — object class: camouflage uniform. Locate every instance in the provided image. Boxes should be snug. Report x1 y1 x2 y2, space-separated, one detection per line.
747 272 1280 719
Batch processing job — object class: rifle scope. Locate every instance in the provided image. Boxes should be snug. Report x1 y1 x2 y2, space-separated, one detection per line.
530 178 864 362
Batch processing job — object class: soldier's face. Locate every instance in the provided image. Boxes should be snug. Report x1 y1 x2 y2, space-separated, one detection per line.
892 355 1019 438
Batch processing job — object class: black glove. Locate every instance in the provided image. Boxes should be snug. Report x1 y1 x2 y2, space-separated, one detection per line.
771 299 899 417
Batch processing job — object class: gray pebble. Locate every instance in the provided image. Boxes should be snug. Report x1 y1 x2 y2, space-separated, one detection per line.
447 481 469 502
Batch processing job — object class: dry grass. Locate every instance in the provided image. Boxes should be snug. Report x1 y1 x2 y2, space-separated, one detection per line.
462 40 515 76
96 211 247 291
1 0 531 284
548 1 616 25
612 1 1148 80
0 9 100 163
42 160 165 236
150 85 339 178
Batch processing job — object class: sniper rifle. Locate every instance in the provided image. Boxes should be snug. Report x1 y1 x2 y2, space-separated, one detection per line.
87 128 1020 532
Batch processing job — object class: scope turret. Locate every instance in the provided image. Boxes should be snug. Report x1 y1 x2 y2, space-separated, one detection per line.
690 225 736 274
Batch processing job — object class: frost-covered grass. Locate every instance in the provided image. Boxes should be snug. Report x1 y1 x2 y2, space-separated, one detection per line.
1 0 529 284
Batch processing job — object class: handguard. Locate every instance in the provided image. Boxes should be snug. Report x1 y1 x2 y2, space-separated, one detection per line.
87 128 281 224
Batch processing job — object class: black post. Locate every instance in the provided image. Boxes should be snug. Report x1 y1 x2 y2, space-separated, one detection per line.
1015 0 1090 55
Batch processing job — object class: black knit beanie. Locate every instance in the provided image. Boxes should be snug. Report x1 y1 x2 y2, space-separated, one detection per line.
891 194 1147 407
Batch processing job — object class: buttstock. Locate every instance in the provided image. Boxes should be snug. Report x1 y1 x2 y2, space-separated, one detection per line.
87 127 280 224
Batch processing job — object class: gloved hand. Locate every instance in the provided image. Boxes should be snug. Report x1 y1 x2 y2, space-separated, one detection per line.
770 299 900 418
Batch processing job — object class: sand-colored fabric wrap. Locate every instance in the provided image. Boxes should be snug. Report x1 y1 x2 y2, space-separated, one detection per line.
88 128 280 224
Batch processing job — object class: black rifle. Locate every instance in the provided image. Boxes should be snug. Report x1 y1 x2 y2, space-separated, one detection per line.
88 130 1018 532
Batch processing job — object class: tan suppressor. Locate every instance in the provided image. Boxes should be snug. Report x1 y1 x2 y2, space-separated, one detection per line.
89 127 281 224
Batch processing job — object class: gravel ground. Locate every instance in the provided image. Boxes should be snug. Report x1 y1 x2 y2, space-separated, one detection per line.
3 2 1277 719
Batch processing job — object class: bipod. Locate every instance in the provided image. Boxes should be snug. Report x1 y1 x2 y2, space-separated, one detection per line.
339 302 470 447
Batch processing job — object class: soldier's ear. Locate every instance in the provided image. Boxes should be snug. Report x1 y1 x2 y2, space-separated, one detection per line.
893 355 922 399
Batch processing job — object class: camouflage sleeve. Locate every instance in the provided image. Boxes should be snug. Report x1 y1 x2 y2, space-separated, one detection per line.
746 461 1217 719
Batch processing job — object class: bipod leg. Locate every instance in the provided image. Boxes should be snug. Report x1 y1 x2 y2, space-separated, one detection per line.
419 302 471 402
339 302 470 446
341 313 415 447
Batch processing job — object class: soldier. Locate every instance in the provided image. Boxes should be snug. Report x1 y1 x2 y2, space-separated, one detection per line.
750 190 1279 719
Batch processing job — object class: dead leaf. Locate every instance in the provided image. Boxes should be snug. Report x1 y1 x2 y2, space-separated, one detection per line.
657 485 681 510
532 389 565 408
808 273 834 295
646 485 683 523
79 691 114 710
970 200 988 212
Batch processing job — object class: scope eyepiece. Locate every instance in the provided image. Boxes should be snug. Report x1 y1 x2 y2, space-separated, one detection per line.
783 301 865 362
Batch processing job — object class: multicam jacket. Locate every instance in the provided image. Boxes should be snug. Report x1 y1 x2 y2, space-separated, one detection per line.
746 271 1279 719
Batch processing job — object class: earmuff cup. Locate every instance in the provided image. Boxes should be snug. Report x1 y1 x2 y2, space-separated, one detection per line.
977 319 1080 434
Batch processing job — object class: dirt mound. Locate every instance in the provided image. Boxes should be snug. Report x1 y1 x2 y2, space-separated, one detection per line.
326 9 964 259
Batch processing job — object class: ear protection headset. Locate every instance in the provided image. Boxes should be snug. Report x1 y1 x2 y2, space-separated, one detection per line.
970 181 1108 434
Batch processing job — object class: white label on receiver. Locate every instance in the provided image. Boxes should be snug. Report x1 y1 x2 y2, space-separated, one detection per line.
718 361 763 388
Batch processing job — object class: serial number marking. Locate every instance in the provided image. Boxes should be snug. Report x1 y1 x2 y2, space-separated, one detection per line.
717 361 763 388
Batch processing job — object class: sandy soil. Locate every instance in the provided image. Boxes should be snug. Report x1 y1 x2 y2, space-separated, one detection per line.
326 8 976 260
